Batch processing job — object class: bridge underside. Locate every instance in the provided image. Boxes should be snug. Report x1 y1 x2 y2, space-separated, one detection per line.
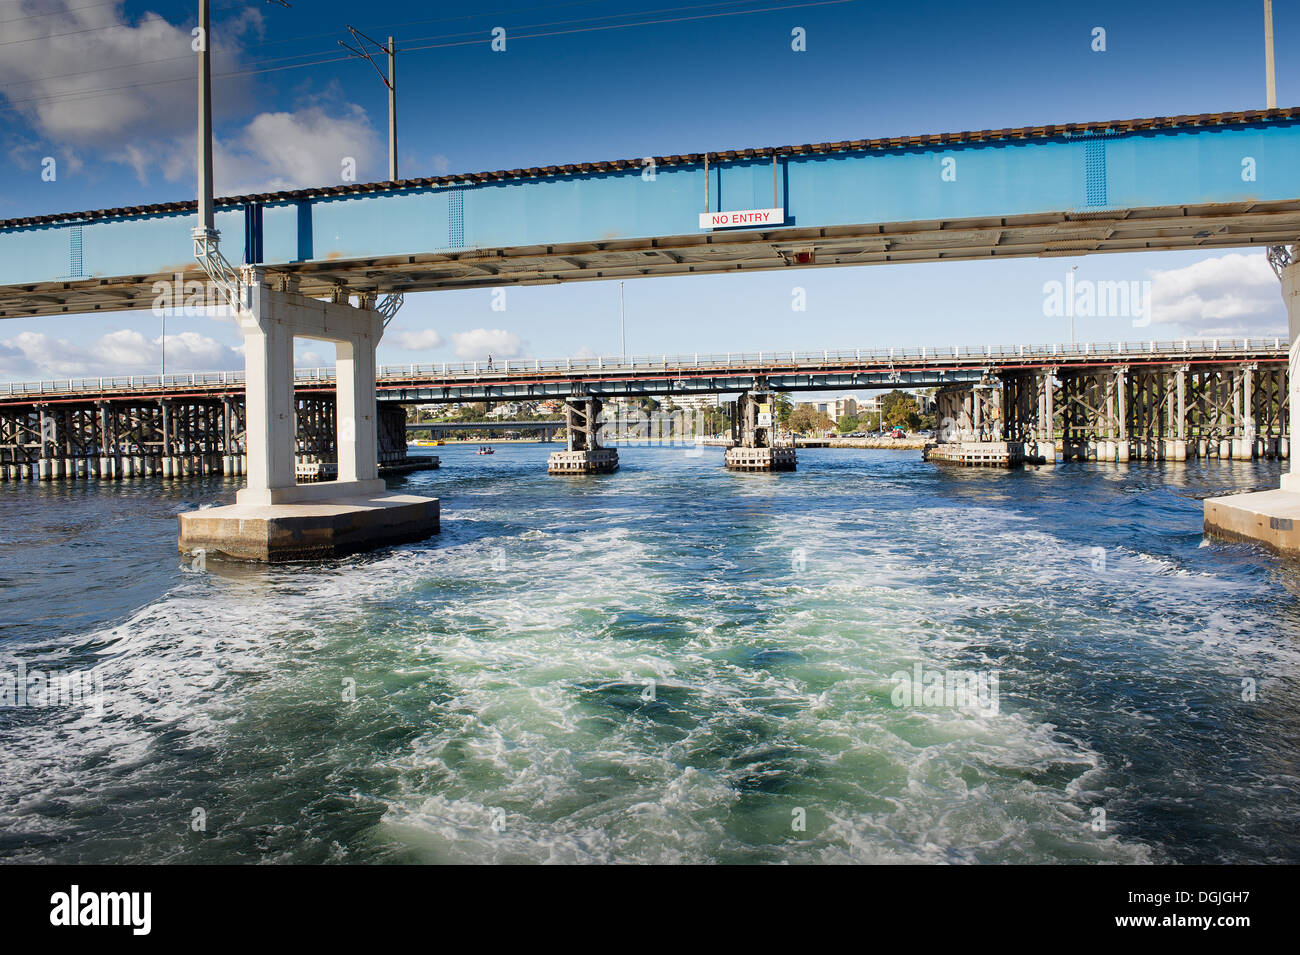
5 200 1300 319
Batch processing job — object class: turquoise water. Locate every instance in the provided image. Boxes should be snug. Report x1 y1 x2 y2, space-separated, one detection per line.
1 444 1298 863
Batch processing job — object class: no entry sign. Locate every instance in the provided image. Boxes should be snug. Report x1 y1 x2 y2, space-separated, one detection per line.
699 208 784 229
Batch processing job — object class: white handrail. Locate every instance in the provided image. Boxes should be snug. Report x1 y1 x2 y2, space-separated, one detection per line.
0 338 1285 394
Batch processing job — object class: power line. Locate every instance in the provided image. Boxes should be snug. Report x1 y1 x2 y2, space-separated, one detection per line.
0 0 847 114
0 45 334 90
0 0 597 48
401 0 772 47
0 0 257 46
0 0 606 94
0 53 355 112
404 1 850 56
0 0 122 26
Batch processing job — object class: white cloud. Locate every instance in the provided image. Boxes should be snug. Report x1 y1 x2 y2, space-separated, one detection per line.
0 2 259 156
296 350 328 368
450 329 524 360
0 2 381 193
0 328 241 380
392 328 445 351
1149 252 1286 337
215 105 380 195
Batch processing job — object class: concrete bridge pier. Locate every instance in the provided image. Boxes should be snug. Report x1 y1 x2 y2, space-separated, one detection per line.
548 396 618 474
177 274 438 561
725 389 795 472
1206 248 1300 553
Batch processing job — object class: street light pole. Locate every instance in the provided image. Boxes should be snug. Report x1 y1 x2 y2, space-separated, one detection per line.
196 0 213 236
619 281 626 361
387 36 397 181
1068 265 1078 347
1265 0 1277 109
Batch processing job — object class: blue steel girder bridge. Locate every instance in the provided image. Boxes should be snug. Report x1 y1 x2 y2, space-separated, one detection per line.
0 338 1288 481
1 108 1299 318
0 107 1297 533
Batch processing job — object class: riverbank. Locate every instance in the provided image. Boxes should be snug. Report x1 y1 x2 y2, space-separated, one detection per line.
798 437 928 449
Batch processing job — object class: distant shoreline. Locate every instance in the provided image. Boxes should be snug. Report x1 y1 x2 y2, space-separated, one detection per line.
799 437 929 450
413 437 929 449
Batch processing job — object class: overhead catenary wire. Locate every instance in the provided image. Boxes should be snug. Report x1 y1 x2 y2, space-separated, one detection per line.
0 0 850 114
0 0 124 26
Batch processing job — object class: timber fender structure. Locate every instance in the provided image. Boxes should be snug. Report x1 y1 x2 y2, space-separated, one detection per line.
923 441 1033 468
725 446 797 471
547 448 619 474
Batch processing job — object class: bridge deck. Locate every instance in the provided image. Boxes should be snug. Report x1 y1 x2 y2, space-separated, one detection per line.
2 109 1298 318
0 339 1285 405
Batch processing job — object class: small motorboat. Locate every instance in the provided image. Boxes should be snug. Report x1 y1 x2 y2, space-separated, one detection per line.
476 446 495 455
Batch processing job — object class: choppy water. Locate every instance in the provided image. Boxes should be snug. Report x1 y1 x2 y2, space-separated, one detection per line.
1 444 1299 864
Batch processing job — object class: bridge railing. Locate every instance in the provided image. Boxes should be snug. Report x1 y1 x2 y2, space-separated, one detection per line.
372 338 1285 378
0 338 1286 396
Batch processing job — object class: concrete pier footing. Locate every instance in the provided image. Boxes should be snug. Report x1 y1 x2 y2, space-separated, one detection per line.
725 446 796 471
1204 255 1300 555
178 493 440 562
1204 486 1300 557
547 448 619 474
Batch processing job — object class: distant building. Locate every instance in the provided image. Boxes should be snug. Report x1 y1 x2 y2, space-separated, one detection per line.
670 394 718 412
799 395 858 423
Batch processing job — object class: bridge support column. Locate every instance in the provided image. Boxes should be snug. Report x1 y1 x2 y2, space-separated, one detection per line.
1206 249 1300 553
221 397 234 475
1233 365 1257 460
178 277 438 561
1037 369 1057 465
36 408 52 480
1114 367 1130 463
548 397 618 474
1168 366 1188 461
725 389 795 472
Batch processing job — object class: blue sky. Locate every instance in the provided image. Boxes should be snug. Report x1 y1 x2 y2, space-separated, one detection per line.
0 0 1295 381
